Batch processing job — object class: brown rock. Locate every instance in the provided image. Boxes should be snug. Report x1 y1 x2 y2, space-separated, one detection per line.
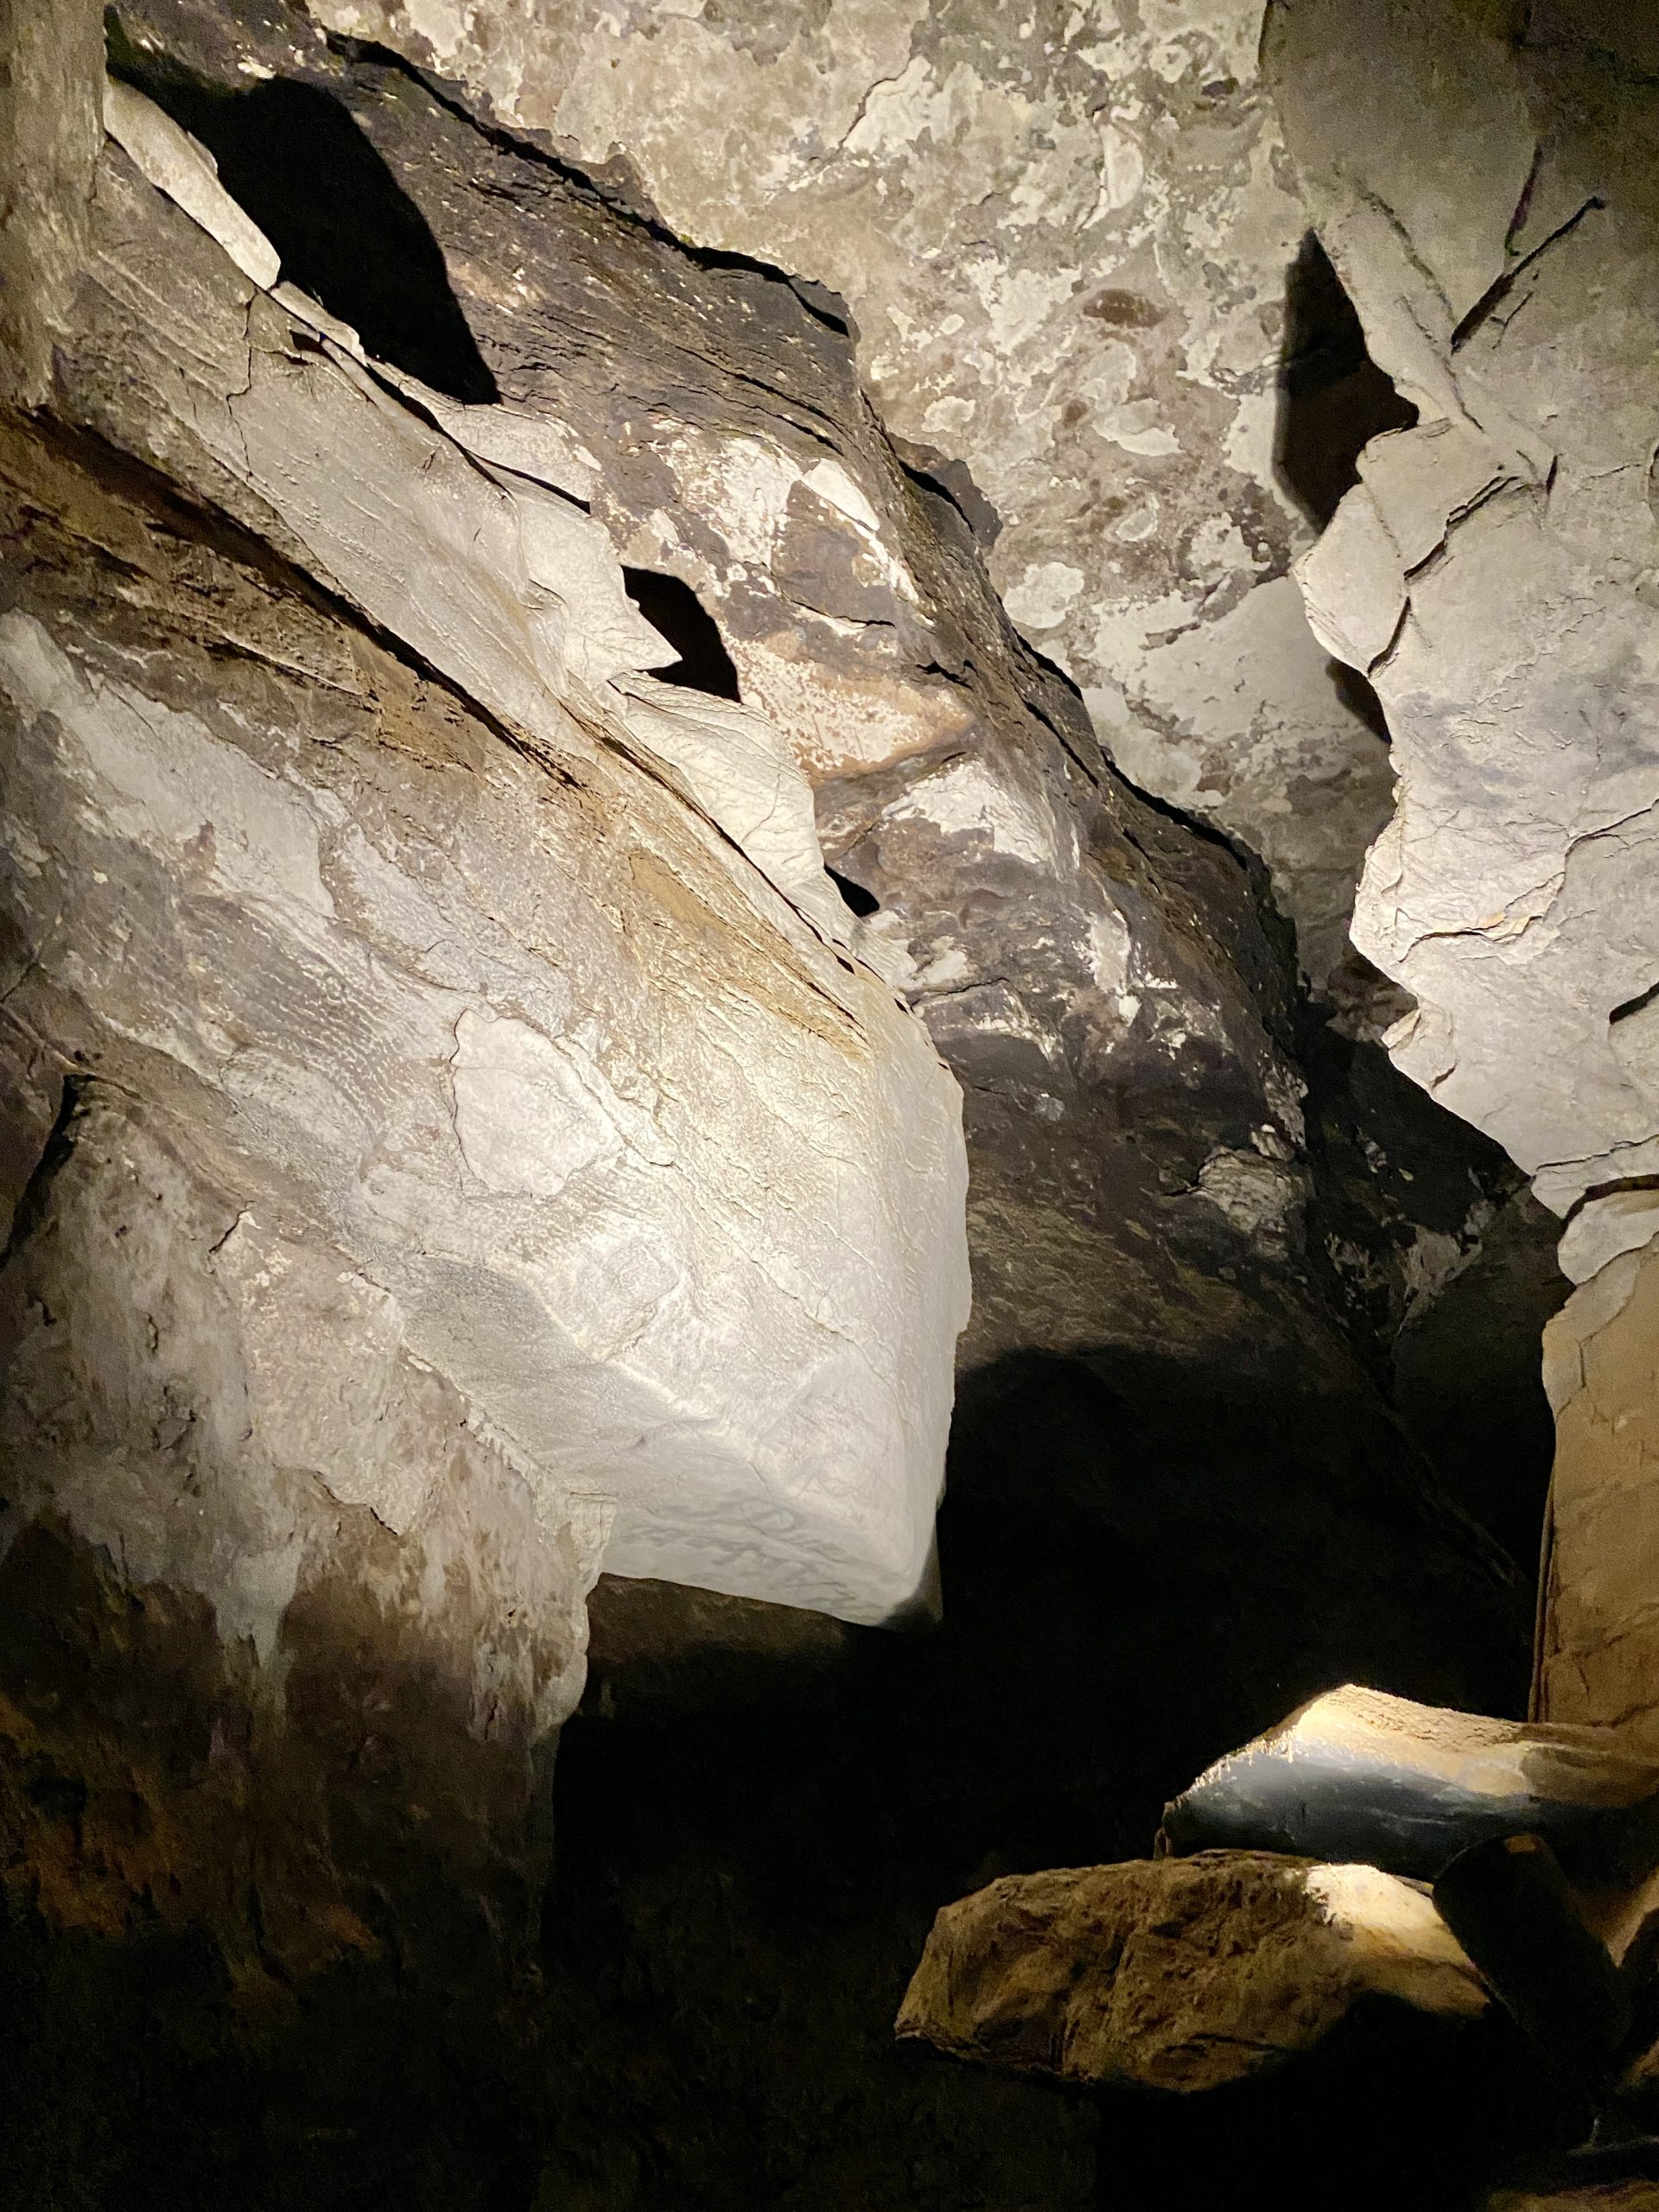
896 1851 1487 2094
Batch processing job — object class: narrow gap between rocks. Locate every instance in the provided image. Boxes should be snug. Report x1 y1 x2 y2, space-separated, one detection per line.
621 569 744 700
106 21 499 403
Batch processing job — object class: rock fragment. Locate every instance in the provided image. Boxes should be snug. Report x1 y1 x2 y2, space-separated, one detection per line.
896 1852 1487 2094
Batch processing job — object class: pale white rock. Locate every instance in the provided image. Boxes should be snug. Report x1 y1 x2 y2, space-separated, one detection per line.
102 73 281 288
1 96 974 1625
1558 1191 1659 1290
1269 0 1659 1208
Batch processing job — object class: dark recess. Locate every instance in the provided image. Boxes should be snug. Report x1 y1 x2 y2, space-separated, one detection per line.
1275 232 1417 531
827 868 880 918
538 1345 1539 2212
623 569 743 700
105 19 499 404
1275 232 1418 744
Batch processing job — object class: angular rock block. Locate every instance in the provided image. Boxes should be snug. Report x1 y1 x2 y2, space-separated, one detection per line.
896 1852 1487 2093
0 60 971 1627
1160 1686 1659 1888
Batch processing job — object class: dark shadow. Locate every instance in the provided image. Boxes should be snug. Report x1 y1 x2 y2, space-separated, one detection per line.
826 867 880 918
538 1343 1536 2211
1275 233 1417 530
1332 656 1393 745
622 569 742 700
106 27 498 404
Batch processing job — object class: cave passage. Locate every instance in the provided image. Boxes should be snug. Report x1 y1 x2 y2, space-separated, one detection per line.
3 1 1643 2208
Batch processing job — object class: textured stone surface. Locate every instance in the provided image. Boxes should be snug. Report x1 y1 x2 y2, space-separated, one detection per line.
1269 0 1659 1211
896 1851 1487 2092
106 0 1372 1395
1 57 972 1624
1539 1230 1659 1750
1162 1682 1659 1885
304 0 1394 988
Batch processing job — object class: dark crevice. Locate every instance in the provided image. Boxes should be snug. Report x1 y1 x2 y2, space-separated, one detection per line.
1611 980 1659 1024
826 868 880 918
106 16 499 403
1275 232 1418 529
1452 196 1605 352
0 1075 86 1276
622 570 742 701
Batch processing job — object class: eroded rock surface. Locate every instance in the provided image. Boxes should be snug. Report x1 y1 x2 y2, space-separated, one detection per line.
896 1851 1487 2092
302 0 1397 989
100 0 1386 1394
3 41 976 1624
1268 0 1659 1213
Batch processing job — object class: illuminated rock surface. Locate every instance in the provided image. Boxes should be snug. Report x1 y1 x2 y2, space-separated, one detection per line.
308 0 1398 991
896 1852 1488 2092
1268 0 1659 1211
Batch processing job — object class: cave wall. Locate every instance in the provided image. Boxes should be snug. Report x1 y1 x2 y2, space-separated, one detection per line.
1266 0 1659 1747
0 0 1607 2202
298 0 1407 1000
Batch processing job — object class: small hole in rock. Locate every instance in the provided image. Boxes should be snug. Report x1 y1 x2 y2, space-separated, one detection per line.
1276 233 1417 530
623 569 742 701
827 868 880 918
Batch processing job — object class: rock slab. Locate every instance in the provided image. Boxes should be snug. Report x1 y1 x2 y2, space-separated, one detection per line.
896 1850 1486 2094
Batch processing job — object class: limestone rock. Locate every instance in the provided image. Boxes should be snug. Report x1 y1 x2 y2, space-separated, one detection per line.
895 1852 1487 2093
106 0 1350 1387
1160 1684 1659 1886
1540 1233 1659 1752
1268 0 1659 1212
0 41 975 1624
298 0 1393 988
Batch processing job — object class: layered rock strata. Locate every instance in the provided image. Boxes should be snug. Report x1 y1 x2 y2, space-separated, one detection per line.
3 37 973 1626
300 0 1401 995
106 0 1366 1390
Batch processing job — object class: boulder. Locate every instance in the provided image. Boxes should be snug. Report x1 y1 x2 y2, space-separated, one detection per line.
896 1851 1487 2093
1160 1685 1659 1886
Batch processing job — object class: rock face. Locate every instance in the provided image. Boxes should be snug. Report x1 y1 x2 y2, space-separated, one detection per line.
101 0 1382 1396
2 43 973 1625
1268 0 1659 1786
305 0 1402 995
1268 0 1659 1213
896 1851 1487 2092
1539 1217 1659 1750
0 0 1579 2202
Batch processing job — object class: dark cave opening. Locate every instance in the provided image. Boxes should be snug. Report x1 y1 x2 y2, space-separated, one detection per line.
105 24 499 404
826 866 880 918
622 569 744 700
1274 232 1417 532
